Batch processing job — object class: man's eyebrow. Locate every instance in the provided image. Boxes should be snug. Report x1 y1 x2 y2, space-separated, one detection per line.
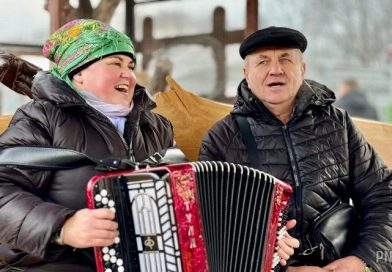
280 52 293 58
255 54 269 59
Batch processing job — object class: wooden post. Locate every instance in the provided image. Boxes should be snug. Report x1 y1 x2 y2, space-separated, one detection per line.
245 0 258 38
141 17 155 69
125 0 135 39
48 0 69 34
148 59 173 95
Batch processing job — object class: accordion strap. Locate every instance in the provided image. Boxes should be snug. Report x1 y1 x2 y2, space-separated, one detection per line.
0 146 131 171
0 146 185 171
234 115 261 169
0 146 98 169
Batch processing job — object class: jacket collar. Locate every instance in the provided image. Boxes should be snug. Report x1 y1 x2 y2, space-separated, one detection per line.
232 78 336 120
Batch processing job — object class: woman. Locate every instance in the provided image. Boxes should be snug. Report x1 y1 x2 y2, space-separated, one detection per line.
0 19 174 271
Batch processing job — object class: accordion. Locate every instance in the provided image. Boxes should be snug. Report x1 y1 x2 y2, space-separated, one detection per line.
86 161 293 272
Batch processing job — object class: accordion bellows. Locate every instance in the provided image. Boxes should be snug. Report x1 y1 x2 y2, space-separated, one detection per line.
86 161 293 272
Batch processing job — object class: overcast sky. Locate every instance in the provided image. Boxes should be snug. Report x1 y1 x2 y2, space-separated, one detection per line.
0 0 247 44
0 0 50 45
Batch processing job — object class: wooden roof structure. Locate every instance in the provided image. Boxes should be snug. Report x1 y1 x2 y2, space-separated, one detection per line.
47 0 259 37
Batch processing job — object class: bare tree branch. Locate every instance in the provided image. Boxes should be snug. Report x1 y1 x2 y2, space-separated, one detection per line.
93 0 121 23
46 0 121 23
299 0 392 65
68 0 93 20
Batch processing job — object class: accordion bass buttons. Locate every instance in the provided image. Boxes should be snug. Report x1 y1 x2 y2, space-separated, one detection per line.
94 189 125 272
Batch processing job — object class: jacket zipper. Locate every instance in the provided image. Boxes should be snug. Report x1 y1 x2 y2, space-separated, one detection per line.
60 103 130 158
281 125 303 237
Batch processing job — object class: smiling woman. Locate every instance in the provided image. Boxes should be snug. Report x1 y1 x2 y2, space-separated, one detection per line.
72 54 137 108
0 19 174 271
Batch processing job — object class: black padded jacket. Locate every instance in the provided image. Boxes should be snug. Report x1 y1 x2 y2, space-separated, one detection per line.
0 72 173 267
199 79 392 272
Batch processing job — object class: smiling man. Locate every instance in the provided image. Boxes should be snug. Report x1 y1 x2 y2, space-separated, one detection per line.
199 26 392 272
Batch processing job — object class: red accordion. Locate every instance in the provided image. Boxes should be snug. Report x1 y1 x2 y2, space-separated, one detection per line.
86 161 292 272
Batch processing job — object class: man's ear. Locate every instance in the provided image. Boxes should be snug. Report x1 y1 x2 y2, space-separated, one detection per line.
243 67 249 83
301 62 306 80
243 57 250 82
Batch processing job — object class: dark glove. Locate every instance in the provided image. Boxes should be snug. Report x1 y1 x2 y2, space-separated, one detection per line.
0 51 42 98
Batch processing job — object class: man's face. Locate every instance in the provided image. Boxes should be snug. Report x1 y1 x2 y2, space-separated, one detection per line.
243 48 306 111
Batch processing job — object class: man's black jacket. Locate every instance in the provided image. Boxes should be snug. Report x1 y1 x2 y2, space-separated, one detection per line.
199 79 392 271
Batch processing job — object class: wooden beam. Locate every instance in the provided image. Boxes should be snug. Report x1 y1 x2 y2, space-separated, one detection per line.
246 0 258 37
48 0 68 34
125 0 136 38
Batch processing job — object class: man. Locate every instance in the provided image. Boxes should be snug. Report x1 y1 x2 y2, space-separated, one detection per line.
335 77 378 120
199 26 392 272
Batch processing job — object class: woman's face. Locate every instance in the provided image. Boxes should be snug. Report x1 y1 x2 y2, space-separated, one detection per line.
72 54 137 107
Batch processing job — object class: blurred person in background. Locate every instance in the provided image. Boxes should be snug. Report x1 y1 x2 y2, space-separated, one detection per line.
335 77 378 120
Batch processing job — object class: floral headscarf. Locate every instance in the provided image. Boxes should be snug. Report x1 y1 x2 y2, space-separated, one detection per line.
42 19 135 88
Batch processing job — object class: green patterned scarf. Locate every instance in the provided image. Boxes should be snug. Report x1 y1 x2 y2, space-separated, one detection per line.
42 19 135 88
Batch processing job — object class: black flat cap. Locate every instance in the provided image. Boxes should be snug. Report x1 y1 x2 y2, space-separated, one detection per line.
239 26 307 59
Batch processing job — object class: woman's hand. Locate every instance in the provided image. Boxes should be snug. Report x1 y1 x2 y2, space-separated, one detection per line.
62 208 119 248
277 219 300 266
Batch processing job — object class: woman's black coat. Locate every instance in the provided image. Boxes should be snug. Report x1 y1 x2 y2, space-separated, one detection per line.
0 72 173 268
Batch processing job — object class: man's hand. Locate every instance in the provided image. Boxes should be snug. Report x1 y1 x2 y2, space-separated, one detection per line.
0 51 41 98
278 219 300 266
287 256 366 272
323 256 366 272
62 208 119 248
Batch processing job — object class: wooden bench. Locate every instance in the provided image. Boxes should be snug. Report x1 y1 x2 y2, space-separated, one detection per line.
1 77 391 167
153 77 392 166
0 115 12 134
